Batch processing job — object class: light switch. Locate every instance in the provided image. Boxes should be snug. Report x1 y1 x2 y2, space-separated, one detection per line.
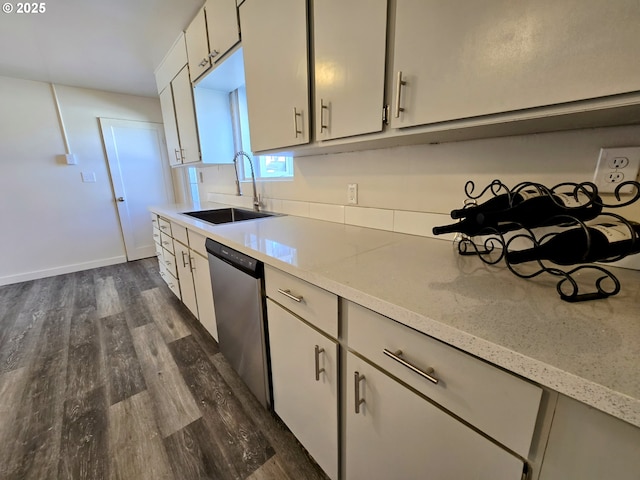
81 171 96 183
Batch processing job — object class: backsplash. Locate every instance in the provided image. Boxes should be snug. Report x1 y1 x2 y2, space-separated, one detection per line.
200 124 640 271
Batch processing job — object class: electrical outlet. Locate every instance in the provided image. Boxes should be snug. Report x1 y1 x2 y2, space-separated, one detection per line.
347 183 358 205
593 147 640 194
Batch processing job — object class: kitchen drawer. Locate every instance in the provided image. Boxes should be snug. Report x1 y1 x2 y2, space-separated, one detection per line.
188 230 207 257
171 221 188 246
154 240 163 258
158 217 172 236
159 261 181 299
152 226 161 245
346 301 542 458
265 266 338 338
162 248 178 278
160 232 174 255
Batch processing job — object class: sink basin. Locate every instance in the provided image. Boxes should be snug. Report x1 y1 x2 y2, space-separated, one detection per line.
182 208 276 225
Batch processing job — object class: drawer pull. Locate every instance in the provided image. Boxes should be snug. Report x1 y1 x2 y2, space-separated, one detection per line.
181 251 189 268
354 371 366 414
277 288 303 303
314 345 325 381
383 349 439 385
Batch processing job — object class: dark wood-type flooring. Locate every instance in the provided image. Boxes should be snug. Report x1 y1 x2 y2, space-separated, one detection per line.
0 258 329 480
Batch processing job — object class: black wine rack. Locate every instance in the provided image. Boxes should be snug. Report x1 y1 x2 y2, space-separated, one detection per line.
447 179 640 302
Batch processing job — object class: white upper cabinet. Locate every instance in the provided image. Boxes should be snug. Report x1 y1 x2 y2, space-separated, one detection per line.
185 7 212 82
204 0 240 64
313 0 388 141
171 66 201 164
239 0 310 152
186 0 241 83
159 88 182 167
390 0 640 129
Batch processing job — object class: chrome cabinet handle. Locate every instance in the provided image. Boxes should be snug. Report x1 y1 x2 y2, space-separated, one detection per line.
394 71 407 118
199 58 208 67
354 371 365 414
180 148 186 161
189 256 196 272
383 349 439 384
293 107 302 137
174 149 181 162
181 251 189 268
314 345 325 381
209 49 220 59
159 225 168 230
277 288 303 303
320 98 328 132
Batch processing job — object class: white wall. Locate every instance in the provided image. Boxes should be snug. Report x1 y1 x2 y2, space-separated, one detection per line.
0 75 164 285
199 124 640 222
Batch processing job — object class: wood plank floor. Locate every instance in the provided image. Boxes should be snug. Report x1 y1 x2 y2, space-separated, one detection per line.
0 258 329 480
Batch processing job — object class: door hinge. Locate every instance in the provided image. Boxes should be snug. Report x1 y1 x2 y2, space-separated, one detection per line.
382 104 390 125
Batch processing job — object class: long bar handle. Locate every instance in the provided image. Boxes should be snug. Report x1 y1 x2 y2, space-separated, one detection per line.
354 371 366 414
320 98 328 132
174 149 181 162
181 251 189 268
189 255 196 272
293 107 302 137
394 71 406 118
314 345 325 381
383 349 439 384
277 288 303 303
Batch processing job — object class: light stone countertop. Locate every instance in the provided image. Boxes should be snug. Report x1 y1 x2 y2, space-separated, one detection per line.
151 203 640 428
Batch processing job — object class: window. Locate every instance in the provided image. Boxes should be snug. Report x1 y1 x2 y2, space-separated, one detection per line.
187 167 200 204
231 86 294 182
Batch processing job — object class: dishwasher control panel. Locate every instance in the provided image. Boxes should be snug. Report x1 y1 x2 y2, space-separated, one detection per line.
205 238 260 276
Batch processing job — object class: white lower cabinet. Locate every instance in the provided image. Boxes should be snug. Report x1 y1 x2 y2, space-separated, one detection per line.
191 250 217 341
345 352 525 480
266 298 339 480
151 217 219 341
174 241 198 317
539 395 640 480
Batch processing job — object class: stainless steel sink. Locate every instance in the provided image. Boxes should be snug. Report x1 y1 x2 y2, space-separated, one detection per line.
182 208 276 225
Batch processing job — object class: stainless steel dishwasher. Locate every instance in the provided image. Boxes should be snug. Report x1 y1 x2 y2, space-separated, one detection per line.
205 239 271 409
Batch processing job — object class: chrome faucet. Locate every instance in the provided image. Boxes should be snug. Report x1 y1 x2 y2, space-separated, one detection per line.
233 151 261 211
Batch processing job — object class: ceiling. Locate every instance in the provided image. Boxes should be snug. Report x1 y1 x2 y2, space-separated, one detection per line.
0 0 204 97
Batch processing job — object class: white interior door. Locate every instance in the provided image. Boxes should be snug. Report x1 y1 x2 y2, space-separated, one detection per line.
100 118 174 261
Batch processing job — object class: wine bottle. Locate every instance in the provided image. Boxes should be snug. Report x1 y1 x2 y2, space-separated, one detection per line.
506 220 640 265
451 188 541 219
434 189 602 237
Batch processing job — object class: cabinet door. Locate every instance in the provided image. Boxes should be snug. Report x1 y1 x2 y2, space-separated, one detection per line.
239 0 309 152
159 87 182 166
345 352 524 480
267 300 338 480
204 0 240 64
174 242 198 318
314 0 387 141
539 395 640 480
185 7 211 82
191 251 218 341
390 0 640 129
171 66 201 164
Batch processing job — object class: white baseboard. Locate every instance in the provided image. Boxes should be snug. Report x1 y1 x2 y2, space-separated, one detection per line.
0 256 127 286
